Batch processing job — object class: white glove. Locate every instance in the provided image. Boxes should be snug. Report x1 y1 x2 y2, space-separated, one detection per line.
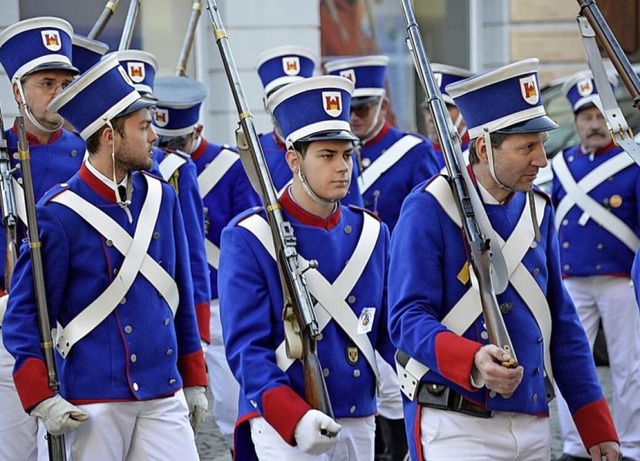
184 386 208 435
293 409 342 455
30 395 89 436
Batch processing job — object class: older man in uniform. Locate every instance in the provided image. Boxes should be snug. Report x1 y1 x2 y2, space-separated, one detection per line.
2 54 208 460
389 58 620 461
551 70 640 461
0 17 85 460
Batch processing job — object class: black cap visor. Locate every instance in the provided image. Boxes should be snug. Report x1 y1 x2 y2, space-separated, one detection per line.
24 62 80 78
297 130 359 144
495 115 558 134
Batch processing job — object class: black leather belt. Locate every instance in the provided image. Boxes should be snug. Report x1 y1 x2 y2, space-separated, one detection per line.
417 382 492 418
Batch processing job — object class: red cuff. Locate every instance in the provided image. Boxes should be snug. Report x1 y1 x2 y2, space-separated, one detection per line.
195 301 211 344
14 357 55 412
573 397 619 451
262 385 312 445
435 331 482 391
178 349 208 387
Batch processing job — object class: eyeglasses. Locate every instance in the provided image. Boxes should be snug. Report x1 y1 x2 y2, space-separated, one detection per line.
24 80 71 95
350 101 376 118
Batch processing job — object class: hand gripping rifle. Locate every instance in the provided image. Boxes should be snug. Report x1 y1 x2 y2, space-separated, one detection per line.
87 0 121 40
204 0 336 425
16 115 67 461
118 0 142 51
399 0 518 369
0 106 18 292
175 1 203 76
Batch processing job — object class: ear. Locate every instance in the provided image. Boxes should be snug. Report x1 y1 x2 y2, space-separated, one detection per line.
101 125 114 145
285 148 299 174
474 136 488 163
12 82 23 105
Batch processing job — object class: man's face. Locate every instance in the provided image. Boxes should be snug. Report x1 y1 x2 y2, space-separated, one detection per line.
575 106 610 152
424 104 463 143
490 132 549 192
16 70 74 130
296 139 354 201
349 97 384 139
114 108 158 174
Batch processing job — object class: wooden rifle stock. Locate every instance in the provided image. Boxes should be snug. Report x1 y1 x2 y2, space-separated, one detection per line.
0 106 18 292
87 0 121 40
175 1 203 76
204 0 335 421
16 116 67 461
118 0 141 51
399 0 518 368
578 0 640 109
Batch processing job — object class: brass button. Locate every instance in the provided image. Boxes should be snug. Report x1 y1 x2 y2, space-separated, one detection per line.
353 369 361 377
130 354 137 363
347 295 356 304
532 268 540 276
597 243 604 250
480 331 489 340
106 239 113 247
344 225 352 234
153 232 160 239
71 149 78 157
166 348 173 356
124 325 132 334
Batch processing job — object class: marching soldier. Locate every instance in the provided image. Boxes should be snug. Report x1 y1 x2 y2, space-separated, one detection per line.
0 17 85 460
152 74 261 452
2 54 208 459
255 45 364 206
117 49 212 346
551 70 640 461
422 63 474 170
389 58 620 460
324 54 440 232
218 75 396 459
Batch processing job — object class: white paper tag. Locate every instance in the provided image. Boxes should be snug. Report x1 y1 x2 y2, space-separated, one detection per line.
357 307 376 334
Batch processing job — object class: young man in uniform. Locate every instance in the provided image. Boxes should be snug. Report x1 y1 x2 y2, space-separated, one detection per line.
2 54 208 460
255 45 363 206
551 70 640 461
388 58 621 461
152 74 261 452
0 17 85 460
218 75 395 460
325 54 440 233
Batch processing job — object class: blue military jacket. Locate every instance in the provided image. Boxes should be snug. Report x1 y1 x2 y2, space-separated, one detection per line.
2 164 207 411
388 173 617 460
218 189 394 459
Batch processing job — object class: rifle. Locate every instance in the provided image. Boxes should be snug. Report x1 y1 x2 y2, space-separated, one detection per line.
175 0 203 76
204 0 336 423
16 115 67 461
0 106 18 292
87 0 121 40
577 0 640 109
399 0 518 368
118 0 142 51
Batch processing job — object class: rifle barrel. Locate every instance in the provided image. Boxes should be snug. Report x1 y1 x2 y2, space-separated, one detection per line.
175 1 203 76
87 0 121 40
118 0 141 51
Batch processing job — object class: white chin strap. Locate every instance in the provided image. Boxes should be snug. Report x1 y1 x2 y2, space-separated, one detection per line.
483 128 511 191
294 150 337 206
453 112 467 138
16 80 63 133
106 119 132 209
362 97 384 141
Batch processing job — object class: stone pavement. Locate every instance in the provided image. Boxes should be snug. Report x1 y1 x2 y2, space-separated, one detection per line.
196 367 613 460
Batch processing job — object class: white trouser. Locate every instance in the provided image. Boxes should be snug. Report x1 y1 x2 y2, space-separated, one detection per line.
250 415 375 461
0 333 49 461
205 298 239 449
67 391 198 461
375 352 403 420
557 276 640 459
421 408 551 460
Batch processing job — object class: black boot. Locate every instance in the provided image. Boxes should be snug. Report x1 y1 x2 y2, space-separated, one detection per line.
376 415 408 461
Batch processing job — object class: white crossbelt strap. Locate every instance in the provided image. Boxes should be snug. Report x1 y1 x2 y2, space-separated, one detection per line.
197 149 240 270
12 177 27 226
553 152 639 252
51 176 179 357
359 134 422 194
197 148 239 197
158 152 188 181
239 213 381 379
396 176 552 399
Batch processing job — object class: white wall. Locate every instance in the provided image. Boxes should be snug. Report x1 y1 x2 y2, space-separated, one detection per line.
0 0 20 123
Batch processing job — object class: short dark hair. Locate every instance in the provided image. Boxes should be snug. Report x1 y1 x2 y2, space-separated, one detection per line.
291 141 310 158
85 114 127 154
468 131 509 164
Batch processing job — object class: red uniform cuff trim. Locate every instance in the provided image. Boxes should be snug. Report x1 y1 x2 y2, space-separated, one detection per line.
178 349 208 387
262 385 311 445
435 331 481 391
195 301 211 344
573 397 619 450
14 357 55 412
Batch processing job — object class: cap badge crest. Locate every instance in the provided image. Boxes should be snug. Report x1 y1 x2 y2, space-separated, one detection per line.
41 30 61 51
339 69 356 84
282 57 300 76
322 91 342 117
127 62 146 83
153 108 169 127
577 78 594 97
519 75 539 105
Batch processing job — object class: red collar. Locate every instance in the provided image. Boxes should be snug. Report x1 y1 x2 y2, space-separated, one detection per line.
79 163 117 203
190 137 209 161
580 141 616 156
279 188 341 230
362 121 391 147
12 122 63 145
